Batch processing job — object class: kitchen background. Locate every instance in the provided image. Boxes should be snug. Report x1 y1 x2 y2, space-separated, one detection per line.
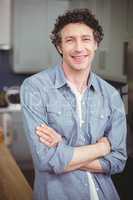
0 0 133 199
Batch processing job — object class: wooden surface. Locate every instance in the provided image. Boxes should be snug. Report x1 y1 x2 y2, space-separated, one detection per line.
0 128 32 200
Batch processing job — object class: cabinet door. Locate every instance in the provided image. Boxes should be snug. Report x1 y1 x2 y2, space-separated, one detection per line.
12 0 69 73
0 0 11 49
127 0 133 39
94 0 127 83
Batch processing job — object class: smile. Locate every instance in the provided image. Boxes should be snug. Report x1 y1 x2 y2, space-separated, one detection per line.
71 55 88 62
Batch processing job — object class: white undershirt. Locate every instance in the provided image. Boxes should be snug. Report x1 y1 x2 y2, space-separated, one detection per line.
67 80 99 200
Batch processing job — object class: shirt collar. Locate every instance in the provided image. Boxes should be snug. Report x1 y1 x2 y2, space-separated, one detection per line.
55 64 67 89
54 65 99 92
88 72 99 92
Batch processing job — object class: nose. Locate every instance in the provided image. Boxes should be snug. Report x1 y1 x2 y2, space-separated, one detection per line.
74 40 83 52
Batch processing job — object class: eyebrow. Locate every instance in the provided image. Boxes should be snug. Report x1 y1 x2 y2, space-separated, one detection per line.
64 34 92 39
82 35 92 38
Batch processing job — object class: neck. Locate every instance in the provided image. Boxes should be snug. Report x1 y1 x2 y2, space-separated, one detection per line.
62 65 90 93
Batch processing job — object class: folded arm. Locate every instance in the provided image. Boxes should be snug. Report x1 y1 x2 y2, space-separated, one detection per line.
21 79 110 175
21 79 127 176
36 125 110 173
36 91 127 175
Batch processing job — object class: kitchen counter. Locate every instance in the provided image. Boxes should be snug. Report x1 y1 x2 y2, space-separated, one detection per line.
0 129 32 200
0 104 21 113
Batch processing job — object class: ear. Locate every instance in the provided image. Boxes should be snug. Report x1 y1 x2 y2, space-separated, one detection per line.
57 45 63 54
94 42 98 51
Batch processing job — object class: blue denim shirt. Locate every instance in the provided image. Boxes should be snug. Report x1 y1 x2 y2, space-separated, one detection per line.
20 65 127 200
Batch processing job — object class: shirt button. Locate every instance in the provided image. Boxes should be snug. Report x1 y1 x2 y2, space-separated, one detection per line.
96 187 99 191
84 183 88 186
80 137 85 142
58 111 61 114
82 101 85 105
100 114 104 119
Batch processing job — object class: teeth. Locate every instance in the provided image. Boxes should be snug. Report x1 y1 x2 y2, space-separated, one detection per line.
73 56 86 59
72 55 86 58
72 55 86 63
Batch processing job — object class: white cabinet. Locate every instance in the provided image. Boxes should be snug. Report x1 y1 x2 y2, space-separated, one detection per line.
70 0 127 83
0 0 11 50
12 0 70 73
127 0 133 39
93 0 127 83
106 0 127 80
12 0 128 83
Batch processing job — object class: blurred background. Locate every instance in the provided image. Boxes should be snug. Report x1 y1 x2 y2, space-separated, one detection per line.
0 0 132 199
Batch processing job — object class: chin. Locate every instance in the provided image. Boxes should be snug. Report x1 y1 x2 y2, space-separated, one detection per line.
72 63 89 71
72 67 88 72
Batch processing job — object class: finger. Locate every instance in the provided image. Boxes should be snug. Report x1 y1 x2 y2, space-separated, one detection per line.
37 129 58 144
49 142 58 148
37 131 53 143
37 129 60 147
40 124 59 137
36 129 51 139
36 127 53 139
39 124 61 140
37 126 55 138
41 124 53 133
49 141 59 148
98 137 107 143
36 128 54 142
40 137 57 148
37 125 62 144
39 137 52 147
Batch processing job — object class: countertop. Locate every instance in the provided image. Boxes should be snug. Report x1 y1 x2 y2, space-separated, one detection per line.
0 104 21 113
0 129 32 200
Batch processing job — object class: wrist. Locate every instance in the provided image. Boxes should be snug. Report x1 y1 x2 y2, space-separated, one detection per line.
97 142 107 157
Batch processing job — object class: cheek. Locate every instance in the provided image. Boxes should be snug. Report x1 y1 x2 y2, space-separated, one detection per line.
86 41 97 51
88 46 96 56
62 47 72 58
62 41 75 52
90 52 95 61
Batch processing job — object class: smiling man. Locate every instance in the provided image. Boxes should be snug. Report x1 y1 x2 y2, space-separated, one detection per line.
20 9 127 200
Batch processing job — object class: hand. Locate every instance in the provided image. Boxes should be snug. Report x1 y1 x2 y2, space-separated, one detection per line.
36 124 62 147
79 160 104 173
97 137 111 156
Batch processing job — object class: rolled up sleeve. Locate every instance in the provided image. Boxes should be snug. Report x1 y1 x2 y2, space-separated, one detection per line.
20 78 74 175
99 91 127 175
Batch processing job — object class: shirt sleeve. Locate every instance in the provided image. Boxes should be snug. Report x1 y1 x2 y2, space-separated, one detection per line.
20 78 74 175
99 90 127 175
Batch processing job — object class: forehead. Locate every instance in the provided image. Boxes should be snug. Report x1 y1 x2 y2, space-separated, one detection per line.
60 23 94 38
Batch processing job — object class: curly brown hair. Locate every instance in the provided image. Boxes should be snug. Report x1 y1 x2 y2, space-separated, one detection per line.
50 8 104 49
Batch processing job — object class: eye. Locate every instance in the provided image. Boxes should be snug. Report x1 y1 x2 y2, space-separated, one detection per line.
66 39 73 43
83 37 91 41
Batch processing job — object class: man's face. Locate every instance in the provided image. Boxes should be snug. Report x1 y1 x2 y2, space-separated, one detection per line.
58 23 97 72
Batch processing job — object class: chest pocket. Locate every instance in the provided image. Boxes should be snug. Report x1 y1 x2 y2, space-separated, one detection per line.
46 104 73 122
89 109 111 143
46 104 74 140
46 105 61 123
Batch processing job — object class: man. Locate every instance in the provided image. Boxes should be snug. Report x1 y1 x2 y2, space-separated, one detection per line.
20 8 127 200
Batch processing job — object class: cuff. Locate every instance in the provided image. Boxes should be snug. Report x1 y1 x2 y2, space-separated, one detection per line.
49 142 74 174
99 158 111 175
